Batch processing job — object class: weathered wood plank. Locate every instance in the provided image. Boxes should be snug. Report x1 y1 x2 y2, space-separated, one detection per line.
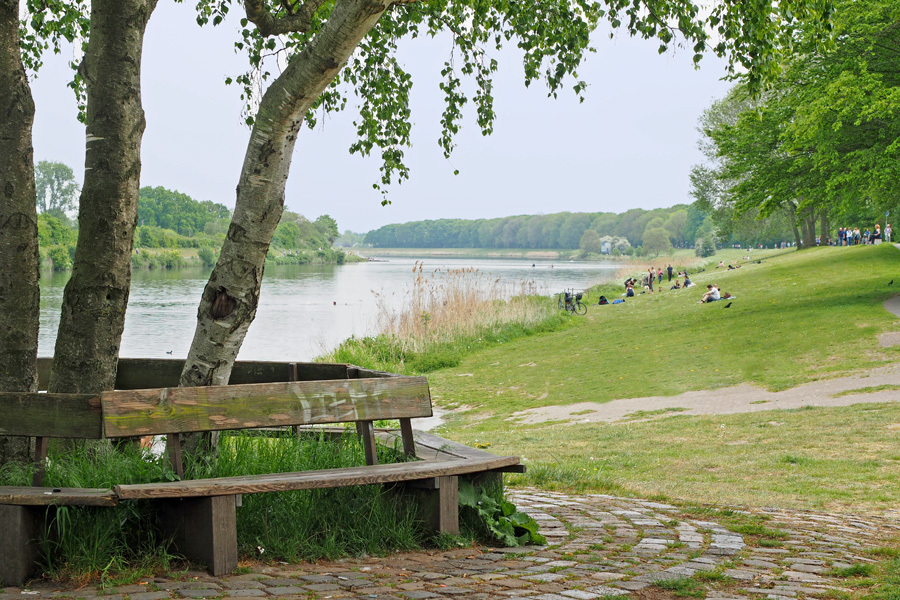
37 357 355 390
0 505 43 585
399 419 416 457
157 496 238 576
409 430 504 461
32 437 48 487
0 393 103 438
359 421 378 466
0 486 117 507
114 455 521 499
101 377 432 438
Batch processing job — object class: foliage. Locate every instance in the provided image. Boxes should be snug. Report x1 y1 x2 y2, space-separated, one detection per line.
34 160 79 219
137 186 230 237
364 207 698 250
130 249 186 270
458 478 545 546
187 431 422 560
0 443 177 583
320 263 570 374
37 212 77 247
195 0 834 193
642 227 672 256
695 236 717 257
579 229 603 255
48 245 72 270
694 0 900 245
197 246 217 267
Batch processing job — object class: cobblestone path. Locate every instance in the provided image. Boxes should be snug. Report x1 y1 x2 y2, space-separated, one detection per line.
4 489 899 600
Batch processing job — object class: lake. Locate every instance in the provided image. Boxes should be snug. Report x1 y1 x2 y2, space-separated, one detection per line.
38 257 622 361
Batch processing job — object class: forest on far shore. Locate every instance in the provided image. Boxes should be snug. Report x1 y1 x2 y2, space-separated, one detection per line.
362 204 797 256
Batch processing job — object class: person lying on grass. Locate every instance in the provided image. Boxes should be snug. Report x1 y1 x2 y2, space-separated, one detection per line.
699 284 720 304
670 279 681 290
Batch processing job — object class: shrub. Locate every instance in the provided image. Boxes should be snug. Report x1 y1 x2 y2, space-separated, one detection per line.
48 245 72 271
197 246 217 267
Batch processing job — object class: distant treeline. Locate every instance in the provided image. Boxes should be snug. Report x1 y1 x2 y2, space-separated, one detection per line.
39 184 346 270
364 206 711 250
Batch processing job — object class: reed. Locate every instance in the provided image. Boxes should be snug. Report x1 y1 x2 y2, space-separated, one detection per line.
322 262 567 373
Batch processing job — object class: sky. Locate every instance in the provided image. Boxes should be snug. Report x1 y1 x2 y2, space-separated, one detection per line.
28 2 733 234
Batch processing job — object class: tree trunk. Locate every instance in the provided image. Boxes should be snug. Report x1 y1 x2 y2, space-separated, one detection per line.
782 203 802 248
49 0 157 395
819 213 828 245
180 0 388 393
0 0 40 464
801 213 816 249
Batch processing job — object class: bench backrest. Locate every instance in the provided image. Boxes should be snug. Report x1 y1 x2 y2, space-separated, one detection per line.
101 376 432 437
0 376 431 438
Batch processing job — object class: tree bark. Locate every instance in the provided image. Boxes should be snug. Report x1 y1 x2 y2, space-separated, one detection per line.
800 212 816 249
180 0 389 393
819 212 828 245
49 0 157 395
0 0 40 464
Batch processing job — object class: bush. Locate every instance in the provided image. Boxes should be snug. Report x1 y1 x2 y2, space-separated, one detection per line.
48 245 72 271
197 247 217 267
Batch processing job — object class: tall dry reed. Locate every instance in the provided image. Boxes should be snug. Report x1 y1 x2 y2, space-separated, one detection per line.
373 262 549 354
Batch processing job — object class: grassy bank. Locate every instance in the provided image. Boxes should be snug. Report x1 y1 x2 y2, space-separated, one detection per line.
422 244 900 512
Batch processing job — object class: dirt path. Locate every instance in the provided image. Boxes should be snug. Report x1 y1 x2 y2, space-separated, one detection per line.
514 289 900 426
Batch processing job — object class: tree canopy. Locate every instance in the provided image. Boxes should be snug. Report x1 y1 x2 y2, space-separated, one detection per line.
693 0 899 246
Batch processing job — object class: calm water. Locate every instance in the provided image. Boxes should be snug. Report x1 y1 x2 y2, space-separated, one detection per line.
39 257 620 361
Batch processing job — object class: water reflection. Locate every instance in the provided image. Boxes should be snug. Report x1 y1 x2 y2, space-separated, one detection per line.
38 257 620 362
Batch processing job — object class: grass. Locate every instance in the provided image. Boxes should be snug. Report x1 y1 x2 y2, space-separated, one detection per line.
320 261 571 373
419 245 900 512
0 431 529 583
186 430 424 561
832 384 900 398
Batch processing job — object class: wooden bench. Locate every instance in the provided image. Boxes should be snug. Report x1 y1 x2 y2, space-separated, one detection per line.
0 359 524 585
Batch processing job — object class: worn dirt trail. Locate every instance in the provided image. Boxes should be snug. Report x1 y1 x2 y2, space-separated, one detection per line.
514 285 900 426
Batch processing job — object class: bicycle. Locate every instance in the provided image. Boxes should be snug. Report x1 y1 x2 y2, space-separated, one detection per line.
557 289 587 315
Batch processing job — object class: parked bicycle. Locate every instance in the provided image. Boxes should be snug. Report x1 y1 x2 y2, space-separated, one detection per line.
557 289 587 315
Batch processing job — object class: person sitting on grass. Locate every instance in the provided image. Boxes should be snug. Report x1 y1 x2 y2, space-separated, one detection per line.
626 280 635 297
699 284 720 304
683 275 693 288
670 279 681 290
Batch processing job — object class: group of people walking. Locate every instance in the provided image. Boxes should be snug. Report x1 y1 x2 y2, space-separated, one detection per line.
838 224 891 246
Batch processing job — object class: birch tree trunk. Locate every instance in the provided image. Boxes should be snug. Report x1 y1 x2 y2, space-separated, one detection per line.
49 0 158 394
179 0 388 397
0 0 40 463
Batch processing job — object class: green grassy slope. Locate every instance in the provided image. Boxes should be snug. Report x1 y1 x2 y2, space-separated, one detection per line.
429 245 900 511
430 245 900 420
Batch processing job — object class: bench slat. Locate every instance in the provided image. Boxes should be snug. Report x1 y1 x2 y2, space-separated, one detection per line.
0 393 103 438
101 377 433 438
0 486 117 507
114 455 521 499
37 357 355 390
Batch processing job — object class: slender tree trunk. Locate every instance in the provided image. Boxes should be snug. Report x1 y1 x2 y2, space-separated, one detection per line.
819 213 828 245
48 0 158 394
180 0 388 394
783 202 802 248
0 0 40 464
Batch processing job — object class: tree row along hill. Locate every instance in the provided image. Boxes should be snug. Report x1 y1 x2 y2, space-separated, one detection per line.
362 204 799 255
37 180 347 271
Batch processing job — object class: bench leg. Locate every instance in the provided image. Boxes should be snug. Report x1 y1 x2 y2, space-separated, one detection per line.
156 496 238 576
0 505 43 586
400 476 459 536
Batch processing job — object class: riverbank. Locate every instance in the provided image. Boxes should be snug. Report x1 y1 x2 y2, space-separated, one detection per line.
418 244 900 513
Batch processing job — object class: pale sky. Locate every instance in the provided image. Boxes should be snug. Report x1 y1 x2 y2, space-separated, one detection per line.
29 1 732 234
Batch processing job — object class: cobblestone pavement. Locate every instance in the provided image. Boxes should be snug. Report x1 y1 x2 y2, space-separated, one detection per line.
4 489 899 600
